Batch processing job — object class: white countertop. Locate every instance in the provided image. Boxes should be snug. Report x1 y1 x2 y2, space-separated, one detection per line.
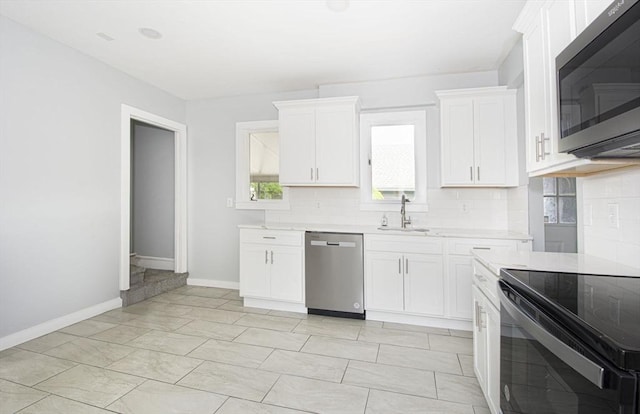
473 250 640 277
238 223 532 240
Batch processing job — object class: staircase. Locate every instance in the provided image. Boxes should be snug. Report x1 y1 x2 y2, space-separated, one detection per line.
120 264 188 307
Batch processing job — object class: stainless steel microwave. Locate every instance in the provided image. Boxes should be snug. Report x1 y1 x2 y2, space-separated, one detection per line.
556 0 640 158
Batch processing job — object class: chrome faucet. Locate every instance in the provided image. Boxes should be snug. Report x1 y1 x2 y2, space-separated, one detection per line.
400 194 411 228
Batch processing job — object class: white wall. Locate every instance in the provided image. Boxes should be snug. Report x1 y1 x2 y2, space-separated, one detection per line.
186 89 318 284
577 167 640 268
0 17 185 339
132 122 175 259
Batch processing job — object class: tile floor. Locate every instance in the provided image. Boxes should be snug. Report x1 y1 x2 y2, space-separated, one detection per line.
0 286 489 413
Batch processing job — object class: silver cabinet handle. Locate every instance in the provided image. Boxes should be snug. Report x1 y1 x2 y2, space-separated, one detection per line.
316 167 319 181
535 135 541 162
469 166 473 181
398 258 402 274
310 167 313 180
477 166 480 181
405 258 409 274
472 247 491 250
263 236 276 239
474 301 479 329
270 250 273 264
265 250 268 264
541 132 550 159
499 286 605 388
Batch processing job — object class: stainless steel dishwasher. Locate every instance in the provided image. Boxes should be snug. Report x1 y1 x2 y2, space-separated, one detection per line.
305 231 364 319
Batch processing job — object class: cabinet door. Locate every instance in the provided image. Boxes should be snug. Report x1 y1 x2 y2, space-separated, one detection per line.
447 256 473 320
404 254 444 316
239 244 270 298
472 285 487 395
365 252 404 312
575 0 610 35
485 300 501 414
269 245 303 303
315 105 357 186
543 0 577 166
441 98 475 185
523 13 550 173
279 107 316 185
474 97 506 185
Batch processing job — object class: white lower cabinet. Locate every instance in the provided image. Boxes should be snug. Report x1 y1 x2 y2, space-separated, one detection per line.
239 229 303 304
365 236 444 317
473 259 502 414
448 256 474 319
447 238 531 320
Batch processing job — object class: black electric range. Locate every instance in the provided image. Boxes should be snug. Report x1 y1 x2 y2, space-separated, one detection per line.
501 269 640 370
499 269 639 414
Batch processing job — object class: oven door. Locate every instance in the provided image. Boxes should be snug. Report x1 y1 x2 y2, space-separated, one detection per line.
499 281 637 414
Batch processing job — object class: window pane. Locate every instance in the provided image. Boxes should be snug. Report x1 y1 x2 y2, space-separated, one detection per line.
544 196 557 223
559 197 577 224
558 177 576 195
250 132 282 200
543 177 557 196
371 125 415 201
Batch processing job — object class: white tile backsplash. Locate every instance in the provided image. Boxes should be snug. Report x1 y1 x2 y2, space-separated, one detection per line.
578 167 640 269
265 186 514 231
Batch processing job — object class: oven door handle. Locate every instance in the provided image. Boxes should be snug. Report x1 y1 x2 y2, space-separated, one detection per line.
499 287 605 389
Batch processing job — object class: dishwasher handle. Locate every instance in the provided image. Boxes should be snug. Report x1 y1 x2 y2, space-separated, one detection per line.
310 240 357 248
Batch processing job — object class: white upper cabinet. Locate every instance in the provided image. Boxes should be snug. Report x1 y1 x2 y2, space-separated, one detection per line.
437 86 518 187
574 0 611 33
274 97 360 186
514 0 588 176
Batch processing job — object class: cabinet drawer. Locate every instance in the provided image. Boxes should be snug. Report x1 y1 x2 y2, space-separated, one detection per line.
240 229 303 246
365 235 443 254
473 260 499 309
448 238 517 256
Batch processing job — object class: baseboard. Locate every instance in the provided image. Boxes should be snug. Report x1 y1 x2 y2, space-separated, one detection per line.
366 310 473 331
0 297 122 351
134 256 174 271
187 278 240 290
244 297 307 313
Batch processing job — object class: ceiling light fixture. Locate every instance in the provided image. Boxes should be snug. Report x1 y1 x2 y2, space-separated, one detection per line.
326 0 349 12
138 27 162 40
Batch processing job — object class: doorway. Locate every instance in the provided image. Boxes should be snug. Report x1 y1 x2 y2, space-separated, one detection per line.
131 121 175 269
120 105 187 291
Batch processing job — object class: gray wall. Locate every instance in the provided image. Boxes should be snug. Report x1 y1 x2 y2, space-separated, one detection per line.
0 16 185 338
132 122 175 259
186 89 318 284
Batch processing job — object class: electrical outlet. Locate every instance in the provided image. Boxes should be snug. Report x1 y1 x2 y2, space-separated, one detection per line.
607 203 619 228
226 197 234 208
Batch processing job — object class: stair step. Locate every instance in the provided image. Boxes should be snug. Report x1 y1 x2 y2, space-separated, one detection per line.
121 270 188 307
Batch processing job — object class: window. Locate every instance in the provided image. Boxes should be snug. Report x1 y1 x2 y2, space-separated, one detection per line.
235 121 289 210
543 177 576 224
360 111 427 210
249 131 283 200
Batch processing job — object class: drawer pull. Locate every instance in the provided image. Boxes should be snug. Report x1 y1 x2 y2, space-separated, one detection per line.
263 236 276 239
472 247 491 250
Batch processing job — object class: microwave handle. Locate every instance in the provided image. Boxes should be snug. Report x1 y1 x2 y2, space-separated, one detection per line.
499 286 605 389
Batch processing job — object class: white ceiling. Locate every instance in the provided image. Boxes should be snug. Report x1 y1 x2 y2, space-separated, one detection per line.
0 0 526 100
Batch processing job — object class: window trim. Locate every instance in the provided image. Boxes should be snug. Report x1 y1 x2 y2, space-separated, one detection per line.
359 110 428 212
235 120 289 210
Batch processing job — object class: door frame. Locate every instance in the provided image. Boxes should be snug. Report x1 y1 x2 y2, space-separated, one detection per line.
120 104 187 290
